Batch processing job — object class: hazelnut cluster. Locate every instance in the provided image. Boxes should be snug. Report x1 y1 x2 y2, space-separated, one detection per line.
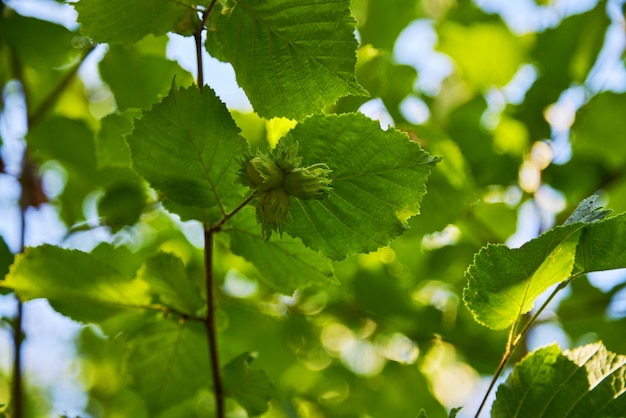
237 140 332 240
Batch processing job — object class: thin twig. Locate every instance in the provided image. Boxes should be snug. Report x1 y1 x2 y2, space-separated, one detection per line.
203 229 225 418
27 44 96 127
473 276 578 417
209 191 257 233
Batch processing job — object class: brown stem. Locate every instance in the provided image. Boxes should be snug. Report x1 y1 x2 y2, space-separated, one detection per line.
203 229 224 418
193 0 217 91
473 276 578 417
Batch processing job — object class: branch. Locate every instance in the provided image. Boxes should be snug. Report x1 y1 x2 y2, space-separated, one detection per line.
203 228 225 418
473 275 579 417
209 191 257 233
194 0 218 91
27 44 97 127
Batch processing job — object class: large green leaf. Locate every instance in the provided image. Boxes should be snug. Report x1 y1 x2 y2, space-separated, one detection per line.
464 196 617 330
228 207 337 293
126 84 248 225
3 245 151 323
137 252 204 316
282 113 440 260
223 352 274 417
492 342 626 417
205 0 367 120
74 0 191 44
126 319 210 413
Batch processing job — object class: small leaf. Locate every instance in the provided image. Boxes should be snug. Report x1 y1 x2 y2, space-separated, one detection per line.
137 252 204 315
206 0 367 120
74 0 191 44
3 245 151 323
223 352 274 417
126 83 248 224
229 207 337 293
563 194 611 225
97 181 146 232
449 407 462 418
283 113 440 260
493 342 626 417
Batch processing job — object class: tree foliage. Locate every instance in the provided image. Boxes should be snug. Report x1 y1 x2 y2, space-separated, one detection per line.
1 0 626 417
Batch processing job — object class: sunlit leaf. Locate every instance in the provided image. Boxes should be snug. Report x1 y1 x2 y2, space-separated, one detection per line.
283 113 440 260
463 196 612 330
3 245 151 323
206 0 367 120
437 21 525 91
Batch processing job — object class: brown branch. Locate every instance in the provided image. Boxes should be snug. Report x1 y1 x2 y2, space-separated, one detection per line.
203 228 225 418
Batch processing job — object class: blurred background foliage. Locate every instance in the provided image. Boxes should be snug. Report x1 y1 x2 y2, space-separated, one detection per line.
0 0 626 417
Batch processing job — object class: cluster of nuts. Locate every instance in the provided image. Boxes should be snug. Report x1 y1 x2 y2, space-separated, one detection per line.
237 140 332 240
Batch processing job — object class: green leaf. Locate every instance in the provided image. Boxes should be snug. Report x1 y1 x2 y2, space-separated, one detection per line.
448 407 462 418
27 116 97 225
126 319 210 413
463 224 583 330
436 21 525 91
94 110 137 168
97 181 146 232
223 352 274 417
358 0 421 51
126 84 248 224
517 1 610 140
573 212 626 274
571 92 626 170
492 342 626 417
3 245 151 323
0 236 13 295
228 207 337 293
416 409 428 418
464 196 624 330
137 252 204 315
0 13 80 69
100 42 193 110
74 0 191 44
283 113 440 260
205 0 367 120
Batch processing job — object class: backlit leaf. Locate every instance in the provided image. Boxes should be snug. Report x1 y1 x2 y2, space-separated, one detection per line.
206 0 367 120
3 245 151 323
283 113 440 260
